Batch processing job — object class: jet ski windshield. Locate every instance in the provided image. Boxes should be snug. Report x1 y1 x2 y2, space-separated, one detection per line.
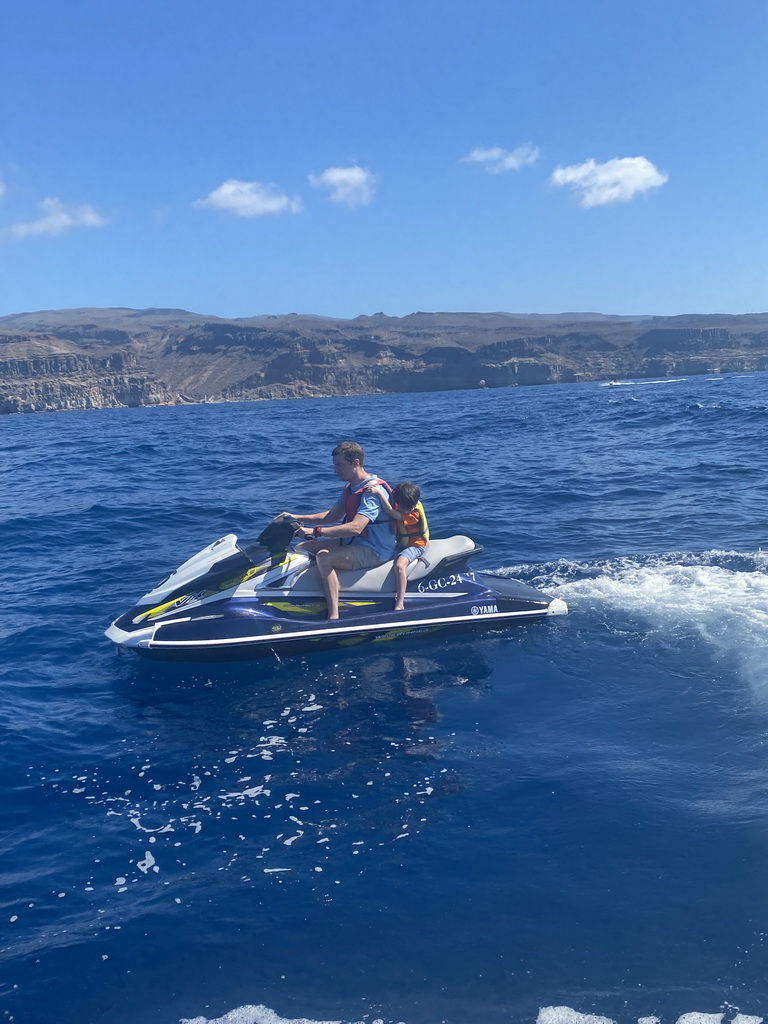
251 516 301 558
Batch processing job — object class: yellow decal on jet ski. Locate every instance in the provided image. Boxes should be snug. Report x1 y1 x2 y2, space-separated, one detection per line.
262 597 377 615
262 598 376 614
218 562 269 591
263 601 327 615
372 628 409 642
133 553 305 624
133 593 191 622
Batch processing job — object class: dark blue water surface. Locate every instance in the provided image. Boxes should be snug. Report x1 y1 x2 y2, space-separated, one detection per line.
3 375 768 1024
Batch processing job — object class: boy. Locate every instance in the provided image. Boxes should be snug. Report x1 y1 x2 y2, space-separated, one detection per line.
366 480 429 612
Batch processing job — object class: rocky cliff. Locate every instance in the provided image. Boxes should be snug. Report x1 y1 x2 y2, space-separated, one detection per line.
0 349 176 414
1 307 767 413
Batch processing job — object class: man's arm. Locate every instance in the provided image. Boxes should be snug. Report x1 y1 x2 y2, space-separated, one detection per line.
302 511 371 541
299 488 382 540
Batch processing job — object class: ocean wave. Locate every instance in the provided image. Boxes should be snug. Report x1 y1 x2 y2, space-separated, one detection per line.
504 550 768 692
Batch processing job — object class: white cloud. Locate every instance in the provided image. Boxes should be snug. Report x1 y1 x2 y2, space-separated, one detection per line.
462 144 541 173
8 197 107 238
550 156 668 208
194 179 302 217
308 165 378 206
0 182 6 200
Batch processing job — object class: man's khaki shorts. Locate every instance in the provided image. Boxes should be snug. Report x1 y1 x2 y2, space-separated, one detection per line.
345 543 384 570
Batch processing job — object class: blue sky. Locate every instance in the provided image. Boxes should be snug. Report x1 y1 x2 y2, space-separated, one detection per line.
1 0 766 318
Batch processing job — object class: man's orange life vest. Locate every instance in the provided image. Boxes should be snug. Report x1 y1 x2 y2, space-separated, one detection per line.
395 500 429 549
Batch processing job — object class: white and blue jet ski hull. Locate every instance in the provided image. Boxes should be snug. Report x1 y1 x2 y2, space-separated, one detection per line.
105 534 567 660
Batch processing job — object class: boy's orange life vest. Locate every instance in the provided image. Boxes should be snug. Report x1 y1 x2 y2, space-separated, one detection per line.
395 500 429 549
342 477 394 538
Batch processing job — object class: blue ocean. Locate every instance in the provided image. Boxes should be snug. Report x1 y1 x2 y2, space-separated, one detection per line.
3 374 768 1024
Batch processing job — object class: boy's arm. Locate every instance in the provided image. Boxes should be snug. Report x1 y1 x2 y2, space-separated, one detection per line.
365 485 404 520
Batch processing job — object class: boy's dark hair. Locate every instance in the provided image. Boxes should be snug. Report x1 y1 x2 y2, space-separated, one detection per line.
392 481 420 511
332 441 365 465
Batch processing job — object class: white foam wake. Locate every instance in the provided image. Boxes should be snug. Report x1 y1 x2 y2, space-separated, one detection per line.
538 1009 762 1024
180 1004 763 1024
180 1005 345 1024
517 550 768 692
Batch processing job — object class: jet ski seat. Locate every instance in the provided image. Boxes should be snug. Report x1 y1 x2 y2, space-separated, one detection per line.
288 536 479 595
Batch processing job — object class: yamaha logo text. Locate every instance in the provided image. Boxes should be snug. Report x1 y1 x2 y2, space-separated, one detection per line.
470 604 498 615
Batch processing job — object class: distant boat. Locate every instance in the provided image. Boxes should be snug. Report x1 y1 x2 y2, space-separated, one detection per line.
601 378 685 388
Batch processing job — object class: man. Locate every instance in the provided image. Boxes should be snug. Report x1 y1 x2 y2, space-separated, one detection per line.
282 441 395 621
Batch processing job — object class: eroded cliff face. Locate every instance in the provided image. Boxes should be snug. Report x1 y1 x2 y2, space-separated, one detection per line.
1 308 767 413
0 350 176 413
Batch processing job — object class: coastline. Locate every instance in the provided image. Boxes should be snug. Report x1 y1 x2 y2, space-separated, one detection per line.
2 306 767 414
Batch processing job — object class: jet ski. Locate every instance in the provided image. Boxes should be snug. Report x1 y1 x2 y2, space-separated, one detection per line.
105 518 567 659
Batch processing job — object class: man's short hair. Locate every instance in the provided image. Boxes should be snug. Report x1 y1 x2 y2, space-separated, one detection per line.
392 481 420 511
332 441 365 465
